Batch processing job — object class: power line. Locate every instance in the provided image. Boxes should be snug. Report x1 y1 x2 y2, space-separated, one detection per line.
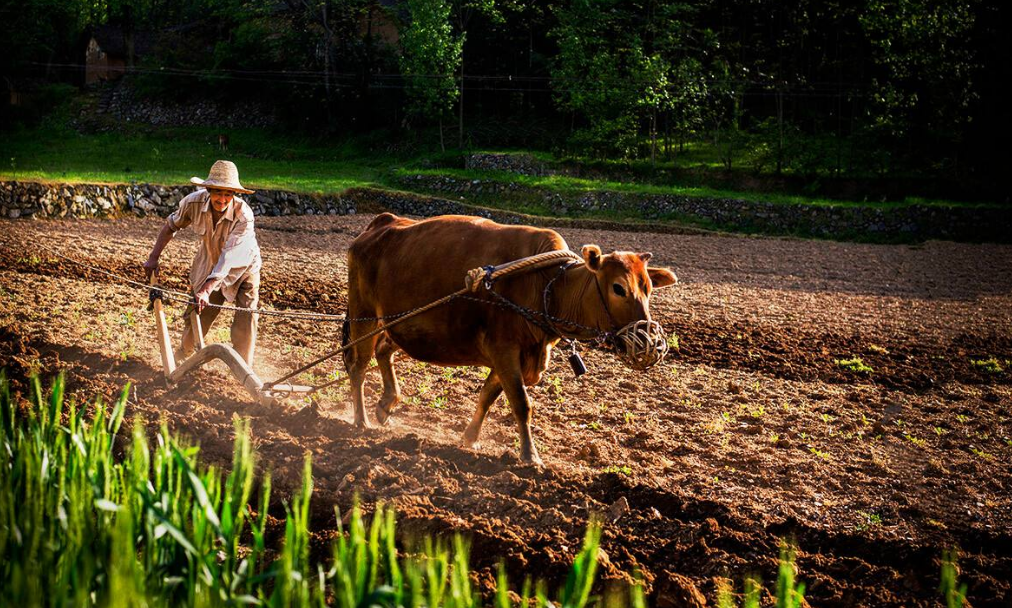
21 61 871 98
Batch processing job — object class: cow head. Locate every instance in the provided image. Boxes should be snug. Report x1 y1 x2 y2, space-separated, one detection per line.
581 245 677 330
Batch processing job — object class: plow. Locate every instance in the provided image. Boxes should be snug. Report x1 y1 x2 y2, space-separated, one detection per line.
149 272 312 406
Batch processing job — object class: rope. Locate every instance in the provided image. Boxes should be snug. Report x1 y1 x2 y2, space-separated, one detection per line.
266 249 587 391
265 286 472 390
6 233 615 392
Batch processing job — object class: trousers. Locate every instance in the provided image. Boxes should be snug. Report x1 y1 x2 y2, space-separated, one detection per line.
178 272 259 365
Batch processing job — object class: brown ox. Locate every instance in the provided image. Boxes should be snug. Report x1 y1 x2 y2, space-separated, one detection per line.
344 213 677 464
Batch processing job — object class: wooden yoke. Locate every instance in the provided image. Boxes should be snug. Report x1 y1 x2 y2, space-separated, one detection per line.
149 271 177 379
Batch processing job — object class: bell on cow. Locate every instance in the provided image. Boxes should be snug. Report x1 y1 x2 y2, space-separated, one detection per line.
612 320 670 371
568 351 588 377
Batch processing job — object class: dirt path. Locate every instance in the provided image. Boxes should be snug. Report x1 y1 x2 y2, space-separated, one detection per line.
1 215 1010 607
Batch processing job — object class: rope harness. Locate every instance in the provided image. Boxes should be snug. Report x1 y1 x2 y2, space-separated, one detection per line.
8 239 669 397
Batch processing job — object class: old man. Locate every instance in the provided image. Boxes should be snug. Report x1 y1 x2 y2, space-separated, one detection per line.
143 160 262 364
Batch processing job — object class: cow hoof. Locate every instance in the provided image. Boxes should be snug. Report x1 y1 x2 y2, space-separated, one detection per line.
520 452 544 467
375 406 392 426
461 439 480 450
354 418 372 429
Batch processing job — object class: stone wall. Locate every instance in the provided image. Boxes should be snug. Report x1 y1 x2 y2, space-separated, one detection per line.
0 181 355 220
465 153 550 176
400 174 1012 242
76 80 277 131
4 178 1010 243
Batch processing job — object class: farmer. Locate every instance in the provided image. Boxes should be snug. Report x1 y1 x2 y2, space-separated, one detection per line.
143 160 262 365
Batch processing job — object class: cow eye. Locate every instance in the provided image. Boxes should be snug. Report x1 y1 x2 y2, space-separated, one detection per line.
612 283 627 297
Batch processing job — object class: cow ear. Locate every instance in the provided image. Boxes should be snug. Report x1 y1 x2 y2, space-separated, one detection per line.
648 267 678 289
582 245 602 271
638 252 653 263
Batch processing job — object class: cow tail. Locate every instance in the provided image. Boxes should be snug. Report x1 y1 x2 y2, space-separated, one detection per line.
341 318 351 370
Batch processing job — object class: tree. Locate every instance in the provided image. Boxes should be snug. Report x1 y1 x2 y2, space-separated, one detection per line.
400 0 463 151
551 0 644 158
860 0 979 172
551 0 707 160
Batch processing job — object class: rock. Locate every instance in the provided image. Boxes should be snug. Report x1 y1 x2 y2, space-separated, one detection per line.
655 572 707 608
8 208 20 219
607 496 630 522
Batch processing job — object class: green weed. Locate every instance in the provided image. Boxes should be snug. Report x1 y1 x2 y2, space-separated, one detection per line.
970 357 1004 375
602 465 632 476
834 357 873 374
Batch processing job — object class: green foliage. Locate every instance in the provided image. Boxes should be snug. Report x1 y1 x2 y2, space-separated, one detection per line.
775 543 806 608
400 0 463 135
551 0 706 159
860 0 979 158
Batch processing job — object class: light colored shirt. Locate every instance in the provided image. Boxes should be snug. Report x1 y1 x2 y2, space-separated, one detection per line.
168 189 262 303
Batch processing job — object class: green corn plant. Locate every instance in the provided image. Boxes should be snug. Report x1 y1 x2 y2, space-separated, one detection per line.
272 453 315 607
495 562 511 608
744 576 761 608
3 370 842 608
716 575 761 608
629 569 647 608
940 548 968 608
560 519 602 608
776 543 806 608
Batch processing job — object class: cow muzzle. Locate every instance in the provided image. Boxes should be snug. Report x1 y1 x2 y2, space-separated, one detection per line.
610 320 670 371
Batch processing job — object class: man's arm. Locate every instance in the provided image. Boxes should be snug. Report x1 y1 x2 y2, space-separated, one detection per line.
143 221 178 280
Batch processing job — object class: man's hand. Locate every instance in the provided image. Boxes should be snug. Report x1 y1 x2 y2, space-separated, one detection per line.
194 280 217 313
143 258 159 282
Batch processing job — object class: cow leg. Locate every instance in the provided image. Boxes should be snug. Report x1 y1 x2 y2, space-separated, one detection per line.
493 353 543 465
461 370 503 449
345 322 379 429
374 335 401 425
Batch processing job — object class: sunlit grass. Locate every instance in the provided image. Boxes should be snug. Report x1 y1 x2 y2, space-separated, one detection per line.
0 124 401 195
2 122 985 210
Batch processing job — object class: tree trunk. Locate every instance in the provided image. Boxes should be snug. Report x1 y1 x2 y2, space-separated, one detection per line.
664 111 671 160
776 86 784 175
650 109 657 167
322 1 332 127
458 52 464 149
439 117 446 153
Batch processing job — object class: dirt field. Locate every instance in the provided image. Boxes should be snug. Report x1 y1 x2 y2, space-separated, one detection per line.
1 214 1010 607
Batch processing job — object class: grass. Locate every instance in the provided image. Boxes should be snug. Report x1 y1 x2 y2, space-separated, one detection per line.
394 165 989 210
0 121 403 195
1 113 989 213
970 357 1006 375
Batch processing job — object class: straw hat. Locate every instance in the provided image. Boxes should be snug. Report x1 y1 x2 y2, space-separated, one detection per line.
190 160 254 194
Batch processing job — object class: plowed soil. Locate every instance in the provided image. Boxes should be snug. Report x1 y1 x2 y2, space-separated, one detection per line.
1 215 1010 607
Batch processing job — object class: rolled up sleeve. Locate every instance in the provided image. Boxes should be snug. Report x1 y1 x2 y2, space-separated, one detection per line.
167 191 201 231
